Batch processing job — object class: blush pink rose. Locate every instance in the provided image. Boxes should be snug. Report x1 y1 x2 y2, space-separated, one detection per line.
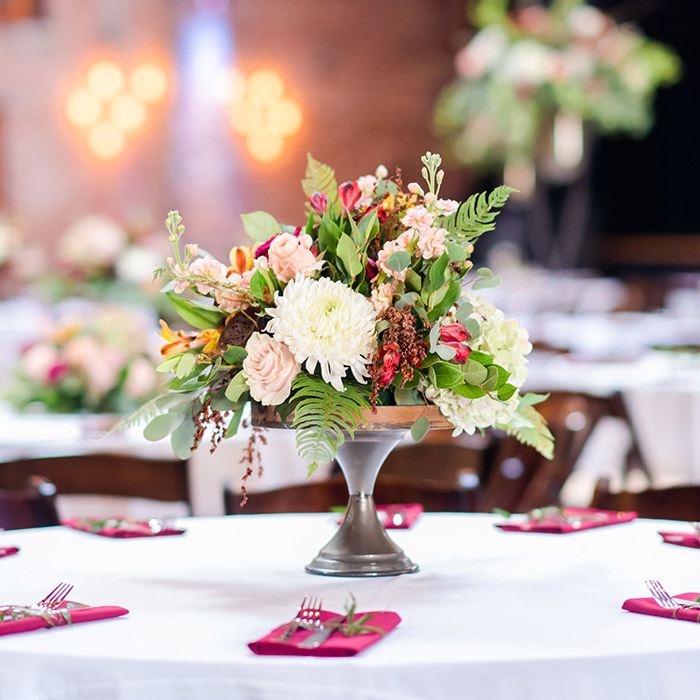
268 232 321 283
242 332 300 406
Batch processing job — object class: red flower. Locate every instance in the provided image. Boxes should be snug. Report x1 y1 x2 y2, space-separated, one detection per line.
440 341 471 364
47 363 69 384
254 227 301 259
439 323 469 344
338 181 362 212
377 342 401 386
309 192 328 216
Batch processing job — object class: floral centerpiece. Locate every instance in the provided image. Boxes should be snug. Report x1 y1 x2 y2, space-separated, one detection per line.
134 152 553 475
434 0 681 173
5 305 159 414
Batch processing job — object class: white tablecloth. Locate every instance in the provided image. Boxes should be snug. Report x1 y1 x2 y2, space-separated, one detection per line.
2 514 700 700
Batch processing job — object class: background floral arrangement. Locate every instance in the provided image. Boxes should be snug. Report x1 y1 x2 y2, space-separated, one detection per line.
433 0 681 172
132 151 554 472
5 305 160 414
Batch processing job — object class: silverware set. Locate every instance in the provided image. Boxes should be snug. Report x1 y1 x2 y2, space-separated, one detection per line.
36 582 74 611
645 579 700 610
277 595 345 648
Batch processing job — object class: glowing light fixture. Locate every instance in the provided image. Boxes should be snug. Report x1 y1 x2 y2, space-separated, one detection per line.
227 68 302 163
65 58 168 160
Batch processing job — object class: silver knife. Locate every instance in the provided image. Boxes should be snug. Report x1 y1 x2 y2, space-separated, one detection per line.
298 615 345 649
671 597 700 608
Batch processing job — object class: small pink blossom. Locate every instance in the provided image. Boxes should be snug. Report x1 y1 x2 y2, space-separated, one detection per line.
370 281 397 315
268 232 321 283
416 227 447 260
185 243 199 256
214 268 255 312
407 182 422 194
377 232 415 281
242 332 300 406
188 256 228 294
436 199 459 215
401 206 434 231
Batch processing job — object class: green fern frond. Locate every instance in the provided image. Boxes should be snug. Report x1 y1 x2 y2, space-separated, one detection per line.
290 374 370 476
103 395 164 436
497 403 554 460
441 185 516 244
301 154 340 217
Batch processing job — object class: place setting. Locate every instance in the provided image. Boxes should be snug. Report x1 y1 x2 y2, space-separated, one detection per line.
248 594 401 657
0 546 20 559
0 582 129 637
658 521 700 549
494 505 638 534
622 580 700 624
61 517 186 538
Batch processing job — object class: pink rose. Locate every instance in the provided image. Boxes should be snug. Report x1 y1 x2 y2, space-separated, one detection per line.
268 232 321 283
242 332 300 406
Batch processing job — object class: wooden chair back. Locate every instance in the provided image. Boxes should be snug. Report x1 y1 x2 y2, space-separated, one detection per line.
0 476 60 530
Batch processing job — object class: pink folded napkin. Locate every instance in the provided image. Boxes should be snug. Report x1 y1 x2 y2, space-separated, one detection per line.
248 609 401 657
496 507 637 534
659 532 700 548
62 518 186 538
0 547 20 559
622 592 700 622
0 601 129 637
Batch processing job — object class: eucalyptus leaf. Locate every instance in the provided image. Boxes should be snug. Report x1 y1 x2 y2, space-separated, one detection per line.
462 359 488 385
144 412 186 442
240 211 281 242
454 301 473 323
405 269 422 291
435 343 457 360
498 383 518 401
156 356 180 373
171 414 196 459
446 241 467 262
155 390 202 410
482 365 500 392
224 402 246 438
410 415 430 442
472 274 502 290
394 388 422 405
176 353 196 378
223 345 248 364
225 372 249 402
433 362 464 388
387 250 410 273
452 383 487 399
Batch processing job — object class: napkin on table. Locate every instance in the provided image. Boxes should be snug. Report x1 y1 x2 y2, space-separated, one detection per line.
622 592 700 622
0 547 20 559
658 532 700 549
495 507 637 534
0 601 129 637
248 609 401 657
62 518 186 538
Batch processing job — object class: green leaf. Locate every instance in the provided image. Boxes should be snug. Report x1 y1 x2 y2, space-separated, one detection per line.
394 388 423 405
435 343 457 361
452 383 486 399
468 350 493 365
441 185 515 244
446 241 467 262
410 415 430 442
428 252 449 291
175 353 196 378
454 300 473 323
482 365 500 392
337 234 363 277
171 413 196 459
519 392 550 408
241 211 281 242
249 269 267 301
225 372 249 402
144 412 186 442
166 293 227 331
464 318 481 338
498 404 554 460
223 345 248 364
224 402 247 438
433 362 464 388
357 209 379 244
155 390 202 410
302 154 340 217
305 210 314 237
462 359 488 385
318 216 341 255
347 214 364 247
427 281 461 323
387 251 410 273
498 383 518 401
156 355 180 373
472 274 502 291
405 269 422 291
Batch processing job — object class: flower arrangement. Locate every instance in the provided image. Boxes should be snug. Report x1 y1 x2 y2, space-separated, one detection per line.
434 0 681 172
134 151 553 473
5 305 159 414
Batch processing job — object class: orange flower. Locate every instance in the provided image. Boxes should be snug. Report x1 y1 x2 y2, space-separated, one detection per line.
229 246 255 275
158 320 197 358
194 328 221 356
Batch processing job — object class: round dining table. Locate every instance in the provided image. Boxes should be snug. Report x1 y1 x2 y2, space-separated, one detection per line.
1 513 699 700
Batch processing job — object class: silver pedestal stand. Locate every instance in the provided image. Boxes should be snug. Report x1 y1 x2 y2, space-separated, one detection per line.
305 429 419 577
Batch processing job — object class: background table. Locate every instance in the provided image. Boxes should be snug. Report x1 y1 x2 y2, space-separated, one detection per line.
2 513 700 699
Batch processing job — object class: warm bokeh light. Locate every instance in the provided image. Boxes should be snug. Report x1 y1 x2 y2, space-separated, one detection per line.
86 122 125 159
267 99 302 137
228 99 262 135
109 94 147 132
129 63 167 103
65 90 102 129
247 70 284 106
86 61 125 100
246 128 284 162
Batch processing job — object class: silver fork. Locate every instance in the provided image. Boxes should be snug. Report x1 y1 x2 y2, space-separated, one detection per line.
688 522 700 536
36 582 74 611
645 579 700 609
278 596 323 642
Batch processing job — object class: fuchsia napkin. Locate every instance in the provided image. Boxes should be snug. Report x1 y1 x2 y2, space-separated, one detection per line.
496 507 637 534
658 532 700 549
0 601 129 637
622 592 700 622
248 609 401 657
62 518 186 538
0 547 20 559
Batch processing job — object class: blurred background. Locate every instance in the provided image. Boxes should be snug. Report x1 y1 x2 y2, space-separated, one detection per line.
0 0 698 525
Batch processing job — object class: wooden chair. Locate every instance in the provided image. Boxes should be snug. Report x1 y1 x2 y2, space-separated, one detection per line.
590 478 700 521
0 476 60 530
0 454 191 512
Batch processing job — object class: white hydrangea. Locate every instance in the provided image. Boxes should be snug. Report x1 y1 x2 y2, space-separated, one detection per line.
425 294 532 435
265 276 376 391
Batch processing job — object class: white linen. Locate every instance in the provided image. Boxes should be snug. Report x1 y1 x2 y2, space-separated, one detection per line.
2 513 700 700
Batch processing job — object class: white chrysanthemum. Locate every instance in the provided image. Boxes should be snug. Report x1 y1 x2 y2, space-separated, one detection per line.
466 294 532 387
425 383 519 436
265 276 376 391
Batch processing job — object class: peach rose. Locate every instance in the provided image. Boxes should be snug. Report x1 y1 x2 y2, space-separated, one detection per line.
268 232 321 283
242 332 300 406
